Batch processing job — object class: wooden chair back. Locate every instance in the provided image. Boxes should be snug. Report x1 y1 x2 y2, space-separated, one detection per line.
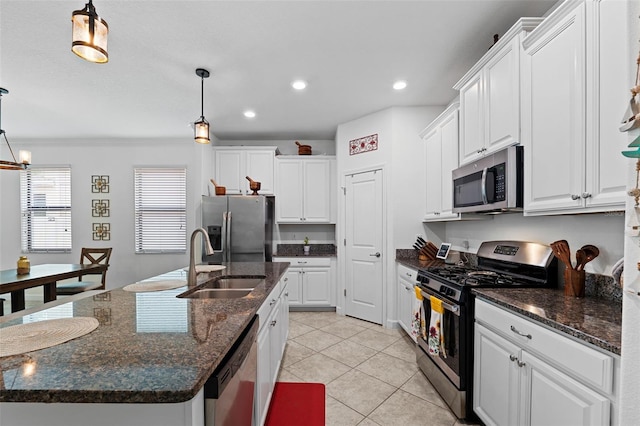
78 247 112 289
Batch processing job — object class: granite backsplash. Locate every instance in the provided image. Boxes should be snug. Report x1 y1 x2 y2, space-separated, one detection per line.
276 243 336 257
396 248 621 302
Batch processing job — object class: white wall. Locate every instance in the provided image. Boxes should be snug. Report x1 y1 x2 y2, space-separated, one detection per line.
619 0 640 422
439 212 624 275
335 106 444 322
0 138 210 288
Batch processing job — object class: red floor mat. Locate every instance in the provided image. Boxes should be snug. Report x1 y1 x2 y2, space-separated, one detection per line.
264 382 325 426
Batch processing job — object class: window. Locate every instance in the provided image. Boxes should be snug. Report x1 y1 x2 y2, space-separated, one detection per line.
20 167 72 253
134 167 187 253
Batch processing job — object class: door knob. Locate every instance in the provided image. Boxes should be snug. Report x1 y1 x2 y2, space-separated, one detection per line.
369 252 381 258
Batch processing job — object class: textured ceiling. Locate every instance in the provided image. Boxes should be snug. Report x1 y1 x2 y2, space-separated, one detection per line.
0 0 556 141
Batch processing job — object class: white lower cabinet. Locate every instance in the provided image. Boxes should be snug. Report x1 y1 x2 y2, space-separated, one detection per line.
255 275 289 426
274 257 334 308
396 263 417 340
474 299 615 426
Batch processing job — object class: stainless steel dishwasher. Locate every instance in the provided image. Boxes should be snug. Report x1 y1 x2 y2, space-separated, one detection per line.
204 315 258 426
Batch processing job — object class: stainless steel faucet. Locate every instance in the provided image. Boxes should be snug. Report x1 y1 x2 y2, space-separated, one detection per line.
188 227 215 287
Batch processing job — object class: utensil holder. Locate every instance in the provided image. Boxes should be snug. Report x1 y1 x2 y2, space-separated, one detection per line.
564 268 585 298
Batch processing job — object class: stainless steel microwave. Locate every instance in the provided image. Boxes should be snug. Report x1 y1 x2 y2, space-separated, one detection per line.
452 145 523 213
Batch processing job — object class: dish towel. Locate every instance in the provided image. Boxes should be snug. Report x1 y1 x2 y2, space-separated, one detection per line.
428 295 446 357
412 286 426 340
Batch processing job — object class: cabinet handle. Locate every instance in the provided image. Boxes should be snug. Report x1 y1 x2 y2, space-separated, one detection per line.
406 272 413 278
271 320 277 327
510 325 532 339
297 261 307 265
270 298 276 306
581 193 592 199
509 354 518 362
284 277 288 281
285 292 289 296
517 360 526 368
571 194 581 200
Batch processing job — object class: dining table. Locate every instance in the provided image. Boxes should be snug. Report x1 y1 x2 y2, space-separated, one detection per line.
0 263 108 314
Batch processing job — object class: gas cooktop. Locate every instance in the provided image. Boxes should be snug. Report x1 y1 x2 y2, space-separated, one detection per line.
420 265 542 287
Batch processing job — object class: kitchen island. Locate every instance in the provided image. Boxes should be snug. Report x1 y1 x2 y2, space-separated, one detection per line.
0 262 289 426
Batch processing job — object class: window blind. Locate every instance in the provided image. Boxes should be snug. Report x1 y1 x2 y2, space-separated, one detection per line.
20 167 72 253
134 168 187 253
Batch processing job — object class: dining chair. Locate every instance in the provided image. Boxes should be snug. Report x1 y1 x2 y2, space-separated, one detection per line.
56 247 112 295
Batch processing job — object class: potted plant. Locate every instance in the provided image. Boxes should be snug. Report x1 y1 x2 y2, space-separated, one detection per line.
303 236 310 255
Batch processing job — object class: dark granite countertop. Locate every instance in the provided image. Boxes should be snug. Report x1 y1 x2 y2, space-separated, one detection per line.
0 262 289 404
396 257 444 271
473 288 622 355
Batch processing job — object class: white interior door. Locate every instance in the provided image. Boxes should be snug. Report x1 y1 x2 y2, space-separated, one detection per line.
345 169 383 324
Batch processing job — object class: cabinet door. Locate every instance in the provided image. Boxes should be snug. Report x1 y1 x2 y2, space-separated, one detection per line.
439 109 459 217
584 0 628 209
214 150 243 195
280 280 290 352
268 299 283 386
523 3 586 213
301 267 331 306
485 37 520 151
474 324 521 426
303 160 332 223
246 150 275 195
521 351 610 426
284 269 302 306
459 72 484 165
396 277 414 337
275 159 304 222
256 325 272 426
424 127 442 218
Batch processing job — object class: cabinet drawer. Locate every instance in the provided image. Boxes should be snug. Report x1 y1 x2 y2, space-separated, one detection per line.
274 257 331 268
475 299 614 394
257 280 282 332
397 263 418 282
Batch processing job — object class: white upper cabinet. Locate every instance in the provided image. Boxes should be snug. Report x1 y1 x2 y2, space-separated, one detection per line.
213 147 277 195
420 103 461 221
522 0 628 215
275 156 336 223
455 18 543 165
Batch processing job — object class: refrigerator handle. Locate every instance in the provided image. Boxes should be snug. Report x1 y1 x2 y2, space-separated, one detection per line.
221 212 228 262
227 212 232 262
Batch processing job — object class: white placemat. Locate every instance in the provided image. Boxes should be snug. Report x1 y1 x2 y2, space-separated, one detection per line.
0 317 99 358
183 265 226 273
122 279 187 292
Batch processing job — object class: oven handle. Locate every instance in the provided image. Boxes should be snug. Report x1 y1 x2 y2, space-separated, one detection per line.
419 288 460 316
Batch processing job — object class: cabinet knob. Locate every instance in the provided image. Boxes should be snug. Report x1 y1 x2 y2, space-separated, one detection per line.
284 277 288 281
517 360 526 368
509 354 518 362
581 193 592 199
270 298 276 306
571 194 581 200
285 292 289 296
271 320 277 327
406 272 412 277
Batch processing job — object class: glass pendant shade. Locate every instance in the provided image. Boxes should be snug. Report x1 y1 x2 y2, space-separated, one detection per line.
71 1 108 63
194 117 210 144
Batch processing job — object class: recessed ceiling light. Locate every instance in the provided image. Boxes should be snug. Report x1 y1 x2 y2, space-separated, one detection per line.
243 110 256 118
393 80 407 90
291 80 307 90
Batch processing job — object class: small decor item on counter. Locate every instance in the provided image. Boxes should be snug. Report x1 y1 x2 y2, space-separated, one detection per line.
295 141 312 155
210 178 226 195
550 240 599 297
303 237 310 255
17 256 30 275
246 176 261 195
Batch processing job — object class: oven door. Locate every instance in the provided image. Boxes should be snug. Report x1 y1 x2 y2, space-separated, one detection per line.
417 287 461 388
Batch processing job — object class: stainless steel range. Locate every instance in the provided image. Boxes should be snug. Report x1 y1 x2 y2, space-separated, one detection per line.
414 240 557 420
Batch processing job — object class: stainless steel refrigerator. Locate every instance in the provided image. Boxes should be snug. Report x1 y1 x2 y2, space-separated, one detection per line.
201 195 274 263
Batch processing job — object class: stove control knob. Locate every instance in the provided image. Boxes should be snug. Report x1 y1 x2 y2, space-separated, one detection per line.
439 285 446 293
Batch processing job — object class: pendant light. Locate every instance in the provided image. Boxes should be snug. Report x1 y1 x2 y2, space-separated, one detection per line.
71 0 109 64
0 88 31 171
194 68 211 144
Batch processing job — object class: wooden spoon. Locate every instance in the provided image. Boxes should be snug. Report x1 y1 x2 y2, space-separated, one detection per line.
578 245 600 271
550 240 573 270
575 249 587 271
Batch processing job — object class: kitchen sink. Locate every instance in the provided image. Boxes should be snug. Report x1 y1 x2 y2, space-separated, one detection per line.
177 275 266 299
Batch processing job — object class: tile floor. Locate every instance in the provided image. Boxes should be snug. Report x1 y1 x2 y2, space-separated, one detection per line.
278 311 477 426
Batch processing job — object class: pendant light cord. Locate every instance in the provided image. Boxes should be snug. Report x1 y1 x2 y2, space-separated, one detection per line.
200 75 205 118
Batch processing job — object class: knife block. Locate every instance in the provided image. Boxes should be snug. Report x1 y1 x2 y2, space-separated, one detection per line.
564 268 585 298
